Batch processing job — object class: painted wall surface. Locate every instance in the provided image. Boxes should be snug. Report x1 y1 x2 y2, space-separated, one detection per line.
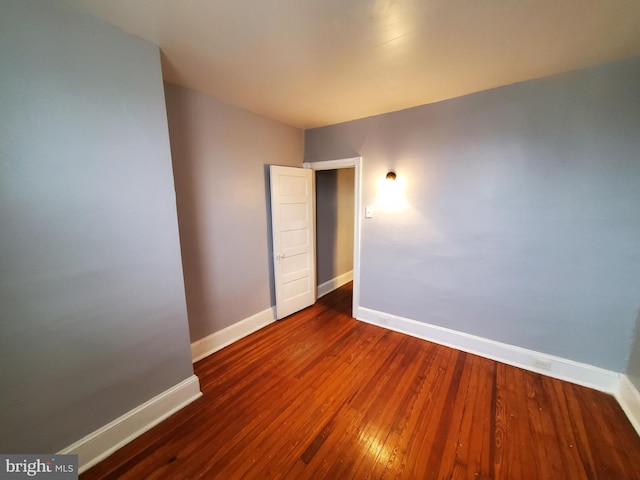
164 84 303 342
627 312 640 390
305 57 640 372
0 1 194 452
316 169 355 284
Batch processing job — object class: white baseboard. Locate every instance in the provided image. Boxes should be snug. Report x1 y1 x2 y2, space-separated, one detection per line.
317 270 354 298
617 375 640 436
60 374 202 474
191 306 277 363
357 307 620 394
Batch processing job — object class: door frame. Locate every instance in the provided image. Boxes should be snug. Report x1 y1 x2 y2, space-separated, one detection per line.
303 157 362 318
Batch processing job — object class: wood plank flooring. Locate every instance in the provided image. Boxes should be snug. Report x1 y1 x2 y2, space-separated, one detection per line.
81 283 640 479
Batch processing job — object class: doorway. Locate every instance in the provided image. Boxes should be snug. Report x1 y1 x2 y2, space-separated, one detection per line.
304 157 362 318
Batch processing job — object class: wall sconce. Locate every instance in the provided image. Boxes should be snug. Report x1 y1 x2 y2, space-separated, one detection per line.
376 170 407 212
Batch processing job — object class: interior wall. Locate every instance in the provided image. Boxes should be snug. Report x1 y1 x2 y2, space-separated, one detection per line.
316 169 355 285
0 0 194 453
305 56 640 372
164 84 304 343
627 312 640 390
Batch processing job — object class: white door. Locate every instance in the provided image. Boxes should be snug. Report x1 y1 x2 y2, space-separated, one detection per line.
270 165 316 319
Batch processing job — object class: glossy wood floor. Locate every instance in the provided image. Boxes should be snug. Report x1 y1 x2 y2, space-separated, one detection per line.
82 283 640 479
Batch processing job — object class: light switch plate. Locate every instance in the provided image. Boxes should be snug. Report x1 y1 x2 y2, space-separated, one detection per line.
365 206 374 218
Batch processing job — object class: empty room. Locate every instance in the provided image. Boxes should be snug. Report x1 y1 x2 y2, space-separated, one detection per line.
2 1 640 478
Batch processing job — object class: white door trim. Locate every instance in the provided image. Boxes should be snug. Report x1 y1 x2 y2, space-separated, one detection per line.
303 157 362 318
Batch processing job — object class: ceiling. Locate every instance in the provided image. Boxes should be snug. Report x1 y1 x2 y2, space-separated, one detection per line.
60 0 640 129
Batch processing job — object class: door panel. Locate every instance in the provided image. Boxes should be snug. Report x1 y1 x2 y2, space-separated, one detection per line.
270 165 315 319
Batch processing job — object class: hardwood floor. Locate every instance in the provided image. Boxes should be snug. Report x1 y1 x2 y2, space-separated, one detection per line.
82 283 640 479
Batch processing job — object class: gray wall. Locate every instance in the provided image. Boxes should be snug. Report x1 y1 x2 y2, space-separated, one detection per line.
305 57 640 372
316 169 355 285
0 1 194 453
627 313 640 390
164 84 303 342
